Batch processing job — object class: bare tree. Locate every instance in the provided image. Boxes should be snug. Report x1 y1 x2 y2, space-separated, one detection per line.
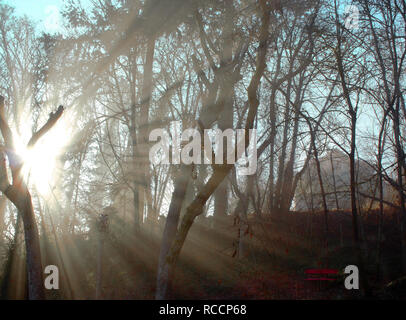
0 96 64 299
156 0 272 300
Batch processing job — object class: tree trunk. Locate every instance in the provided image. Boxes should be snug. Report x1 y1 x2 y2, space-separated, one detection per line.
237 199 248 260
334 20 370 295
0 212 21 299
330 152 340 210
393 101 406 273
312 133 329 250
138 37 156 226
156 165 192 300
213 0 234 223
4 187 45 300
95 233 104 300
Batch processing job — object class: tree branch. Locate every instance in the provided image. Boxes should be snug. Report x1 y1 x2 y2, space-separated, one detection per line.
27 105 64 148
166 0 271 267
0 96 16 151
0 150 10 193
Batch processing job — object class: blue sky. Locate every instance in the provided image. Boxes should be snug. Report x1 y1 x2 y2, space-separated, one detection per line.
3 0 90 33
5 0 65 20
4 0 65 33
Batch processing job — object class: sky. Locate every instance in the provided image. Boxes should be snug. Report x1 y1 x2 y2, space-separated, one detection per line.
4 0 90 33
2 0 377 161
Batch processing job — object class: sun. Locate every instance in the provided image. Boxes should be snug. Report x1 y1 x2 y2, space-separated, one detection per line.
21 142 58 194
14 111 72 195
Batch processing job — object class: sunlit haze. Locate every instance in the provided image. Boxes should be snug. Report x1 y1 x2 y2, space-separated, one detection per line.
14 111 72 195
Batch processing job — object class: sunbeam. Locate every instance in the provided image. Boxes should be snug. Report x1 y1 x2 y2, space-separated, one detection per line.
14 110 73 195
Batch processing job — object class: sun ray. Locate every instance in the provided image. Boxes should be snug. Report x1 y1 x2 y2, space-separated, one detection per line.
13 110 73 195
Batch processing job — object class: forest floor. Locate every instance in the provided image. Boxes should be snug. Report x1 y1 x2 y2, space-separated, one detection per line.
164 209 406 300
39 209 406 300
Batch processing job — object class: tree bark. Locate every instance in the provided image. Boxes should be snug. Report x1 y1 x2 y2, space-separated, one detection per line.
5 187 45 300
155 165 192 300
